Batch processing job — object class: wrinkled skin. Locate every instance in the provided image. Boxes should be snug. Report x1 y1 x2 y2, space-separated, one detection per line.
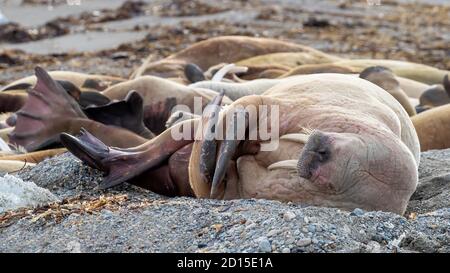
63 74 420 215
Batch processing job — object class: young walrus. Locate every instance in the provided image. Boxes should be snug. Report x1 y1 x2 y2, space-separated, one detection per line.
131 36 340 83
60 74 419 214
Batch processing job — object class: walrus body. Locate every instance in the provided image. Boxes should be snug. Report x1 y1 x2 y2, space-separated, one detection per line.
1 71 125 93
8 67 148 152
412 104 450 151
236 52 449 85
62 74 419 214
131 36 340 82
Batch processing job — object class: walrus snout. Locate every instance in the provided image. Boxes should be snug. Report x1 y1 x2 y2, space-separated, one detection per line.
297 131 331 180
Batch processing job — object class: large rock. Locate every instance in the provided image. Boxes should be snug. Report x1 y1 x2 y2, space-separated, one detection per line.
0 150 449 253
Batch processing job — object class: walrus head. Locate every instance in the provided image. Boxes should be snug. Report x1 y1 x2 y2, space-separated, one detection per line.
292 129 418 214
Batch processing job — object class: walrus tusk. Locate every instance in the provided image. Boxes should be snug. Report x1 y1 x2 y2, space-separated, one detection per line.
198 91 225 184
0 148 66 163
0 138 11 152
211 64 249 82
0 160 36 172
267 160 298 171
0 127 13 142
210 109 249 198
280 133 310 144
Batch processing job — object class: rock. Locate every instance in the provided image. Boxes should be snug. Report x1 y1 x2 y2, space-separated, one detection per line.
283 211 296 221
351 208 365 216
257 237 272 253
281 247 291 253
297 238 312 247
0 174 59 212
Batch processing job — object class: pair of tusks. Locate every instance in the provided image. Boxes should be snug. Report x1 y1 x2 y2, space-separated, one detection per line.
211 64 248 82
197 91 310 197
196 91 249 198
267 133 310 171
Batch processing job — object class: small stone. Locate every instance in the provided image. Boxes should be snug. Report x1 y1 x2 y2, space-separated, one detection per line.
351 208 365 216
307 224 316 233
385 222 395 229
101 209 113 219
282 247 291 253
297 238 312 247
257 237 272 253
283 211 296 221
303 216 309 224
286 237 295 244
267 229 280 237
245 223 256 230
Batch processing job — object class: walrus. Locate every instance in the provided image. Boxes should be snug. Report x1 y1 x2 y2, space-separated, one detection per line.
97 75 233 134
1 71 125 93
8 67 148 152
236 52 343 68
190 71 421 113
130 36 340 83
60 74 419 214
0 74 115 113
236 53 449 85
359 66 416 116
417 75 450 112
411 104 450 151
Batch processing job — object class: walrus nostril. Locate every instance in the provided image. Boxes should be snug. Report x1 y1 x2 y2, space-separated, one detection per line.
297 131 331 180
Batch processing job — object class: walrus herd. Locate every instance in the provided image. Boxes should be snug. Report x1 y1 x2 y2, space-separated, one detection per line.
1 36 450 215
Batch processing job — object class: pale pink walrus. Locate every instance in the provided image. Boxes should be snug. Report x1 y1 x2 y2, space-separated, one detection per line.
61 74 420 215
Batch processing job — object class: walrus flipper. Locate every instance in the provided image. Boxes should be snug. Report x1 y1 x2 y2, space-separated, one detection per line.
8 67 87 151
60 128 169 189
83 91 154 139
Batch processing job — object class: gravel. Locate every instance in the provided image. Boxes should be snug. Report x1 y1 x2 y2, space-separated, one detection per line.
0 149 449 253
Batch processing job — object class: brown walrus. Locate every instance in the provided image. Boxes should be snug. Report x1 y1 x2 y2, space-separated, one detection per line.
8 67 148 152
417 75 450 112
60 74 419 214
411 104 450 151
1 71 125 93
236 53 449 85
130 36 340 83
359 66 416 116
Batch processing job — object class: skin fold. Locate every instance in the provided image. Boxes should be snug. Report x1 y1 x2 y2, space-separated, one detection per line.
61 74 420 214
